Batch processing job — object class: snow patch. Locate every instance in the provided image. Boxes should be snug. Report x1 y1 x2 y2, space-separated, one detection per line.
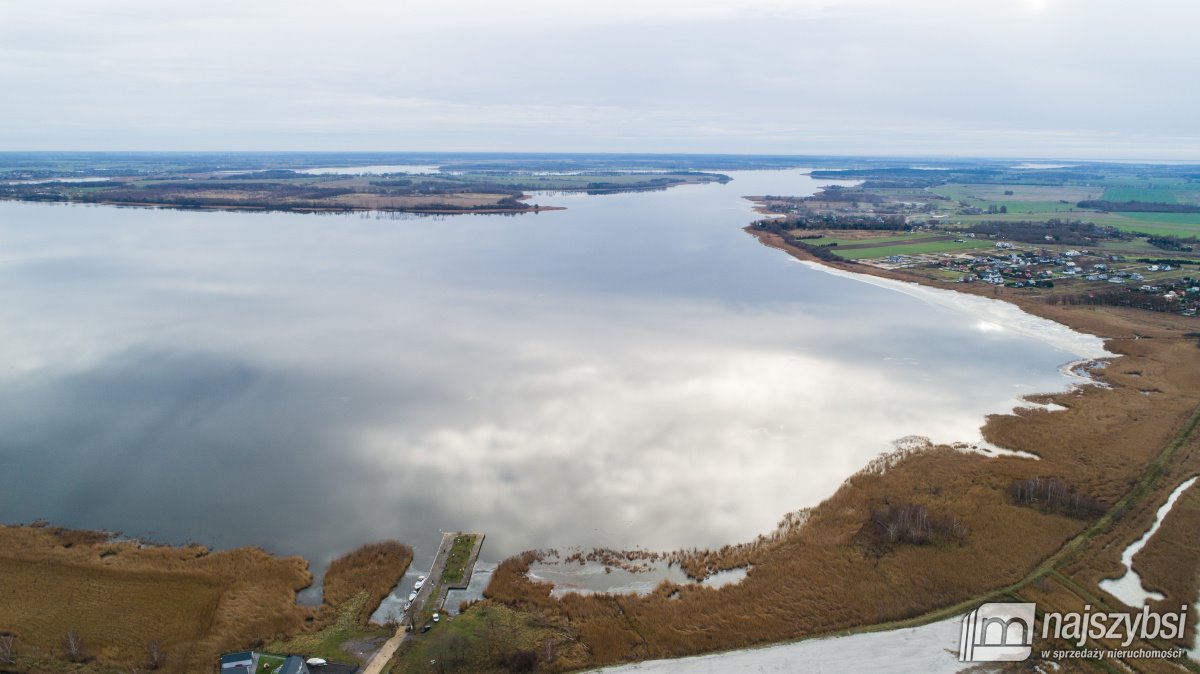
1099 476 1198 608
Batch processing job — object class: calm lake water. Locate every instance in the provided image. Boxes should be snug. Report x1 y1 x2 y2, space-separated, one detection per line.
0 170 1104 588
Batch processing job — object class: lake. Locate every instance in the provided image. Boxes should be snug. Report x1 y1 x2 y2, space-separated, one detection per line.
0 170 1106 589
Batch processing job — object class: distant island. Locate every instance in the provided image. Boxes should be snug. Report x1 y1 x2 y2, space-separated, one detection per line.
0 153 731 214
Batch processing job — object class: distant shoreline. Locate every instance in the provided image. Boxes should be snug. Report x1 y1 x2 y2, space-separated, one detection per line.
0 194 567 215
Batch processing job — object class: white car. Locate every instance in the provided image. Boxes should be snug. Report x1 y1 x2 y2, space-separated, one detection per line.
432 612 440 623
306 658 327 667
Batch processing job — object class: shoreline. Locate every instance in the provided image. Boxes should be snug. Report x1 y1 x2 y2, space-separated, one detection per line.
479 220 1200 671
5 185 1200 671
0 194 567 215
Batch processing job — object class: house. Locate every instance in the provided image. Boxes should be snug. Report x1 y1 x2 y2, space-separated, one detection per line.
220 652 310 674
221 652 258 674
279 655 311 674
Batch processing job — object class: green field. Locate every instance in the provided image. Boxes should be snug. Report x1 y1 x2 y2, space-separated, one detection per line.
929 183 1097 203
1110 212 1200 237
834 240 993 260
986 200 1082 214
949 210 1200 237
801 233 923 246
1101 187 1177 203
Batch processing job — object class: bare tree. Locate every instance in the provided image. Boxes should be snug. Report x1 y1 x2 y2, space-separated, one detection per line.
62 628 87 662
145 639 166 670
0 633 15 664
427 631 469 672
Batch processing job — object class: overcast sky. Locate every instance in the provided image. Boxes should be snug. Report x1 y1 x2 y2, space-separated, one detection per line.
1 0 1195 159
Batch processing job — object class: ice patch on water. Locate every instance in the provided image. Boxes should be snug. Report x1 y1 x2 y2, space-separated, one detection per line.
1099 476 1197 608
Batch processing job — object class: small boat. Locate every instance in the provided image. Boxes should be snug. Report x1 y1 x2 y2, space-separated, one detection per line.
407 591 417 602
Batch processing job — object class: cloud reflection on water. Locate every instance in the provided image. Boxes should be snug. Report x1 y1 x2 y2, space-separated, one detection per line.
0 171 1103 574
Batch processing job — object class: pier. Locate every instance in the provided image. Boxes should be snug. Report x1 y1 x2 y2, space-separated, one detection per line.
361 531 485 674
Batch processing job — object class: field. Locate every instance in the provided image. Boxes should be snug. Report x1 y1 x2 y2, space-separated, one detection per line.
922 179 1200 238
0 557 222 661
800 232 923 246
1110 212 1200 237
0 525 314 673
929 183 1099 204
0 528 416 673
946 209 1200 237
1102 186 1178 203
831 239 994 260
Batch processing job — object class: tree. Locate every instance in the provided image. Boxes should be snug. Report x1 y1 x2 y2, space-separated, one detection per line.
0 633 15 664
145 639 166 670
427 631 469 672
62 628 87 662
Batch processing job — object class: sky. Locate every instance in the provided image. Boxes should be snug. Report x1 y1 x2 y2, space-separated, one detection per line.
0 0 1196 159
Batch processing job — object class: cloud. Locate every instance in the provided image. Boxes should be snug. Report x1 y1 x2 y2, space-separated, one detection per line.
0 0 1196 157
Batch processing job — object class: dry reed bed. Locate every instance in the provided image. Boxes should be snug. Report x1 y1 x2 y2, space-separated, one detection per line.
0 525 314 672
0 529 415 673
320 541 413 625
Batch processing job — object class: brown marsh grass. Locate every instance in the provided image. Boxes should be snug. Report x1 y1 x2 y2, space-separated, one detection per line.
320 541 413 625
0 528 419 673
